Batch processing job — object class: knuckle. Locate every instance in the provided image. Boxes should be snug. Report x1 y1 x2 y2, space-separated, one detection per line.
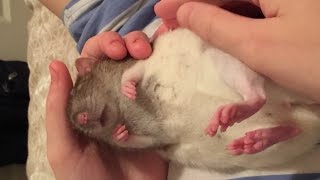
100 31 122 42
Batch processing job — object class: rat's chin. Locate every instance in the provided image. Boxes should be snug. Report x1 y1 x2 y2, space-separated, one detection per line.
78 125 105 140
73 116 105 136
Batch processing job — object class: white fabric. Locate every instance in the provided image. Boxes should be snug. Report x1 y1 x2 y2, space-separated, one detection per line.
26 1 78 179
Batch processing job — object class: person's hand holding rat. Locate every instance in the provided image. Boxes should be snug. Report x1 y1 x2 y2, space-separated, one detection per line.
40 0 153 63
155 0 320 102
81 31 152 60
76 31 153 75
46 60 167 180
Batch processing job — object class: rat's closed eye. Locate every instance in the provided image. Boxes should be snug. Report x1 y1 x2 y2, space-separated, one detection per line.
100 107 108 126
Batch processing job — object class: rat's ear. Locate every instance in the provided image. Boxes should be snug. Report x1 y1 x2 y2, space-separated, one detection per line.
76 57 98 75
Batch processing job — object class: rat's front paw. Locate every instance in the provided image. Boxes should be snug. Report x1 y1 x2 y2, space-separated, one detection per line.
112 124 129 142
121 81 137 99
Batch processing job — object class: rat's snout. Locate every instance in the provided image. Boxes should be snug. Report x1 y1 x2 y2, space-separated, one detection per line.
75 111 105 129
76 112 89 125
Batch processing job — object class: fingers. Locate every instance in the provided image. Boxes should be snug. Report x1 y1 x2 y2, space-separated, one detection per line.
81 31 152 62
155 0 187 20
46 60 76 163
81 31 127 60
124 31 152 59
176 2 278 68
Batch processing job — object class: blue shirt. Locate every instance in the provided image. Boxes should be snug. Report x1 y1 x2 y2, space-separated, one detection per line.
63 0 158 52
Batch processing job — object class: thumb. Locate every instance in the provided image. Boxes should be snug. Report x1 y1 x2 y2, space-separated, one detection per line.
46 60 76 163
177 2 277 65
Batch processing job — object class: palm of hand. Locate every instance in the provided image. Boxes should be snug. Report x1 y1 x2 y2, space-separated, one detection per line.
52 139 165 180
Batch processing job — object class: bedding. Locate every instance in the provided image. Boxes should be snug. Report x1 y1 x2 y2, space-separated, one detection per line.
25 1 320 179
25 1 78 179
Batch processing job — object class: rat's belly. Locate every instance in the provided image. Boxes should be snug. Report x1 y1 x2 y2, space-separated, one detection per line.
142 46 241 107
138 28 320 169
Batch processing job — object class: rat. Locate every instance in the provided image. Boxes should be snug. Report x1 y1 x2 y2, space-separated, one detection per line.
67 28 320 170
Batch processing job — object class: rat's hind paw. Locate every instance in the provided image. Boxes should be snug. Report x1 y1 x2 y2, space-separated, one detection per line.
206 98 265 136
227 125 301 155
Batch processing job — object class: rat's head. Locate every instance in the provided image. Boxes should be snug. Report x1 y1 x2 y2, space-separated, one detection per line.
67 58 120 141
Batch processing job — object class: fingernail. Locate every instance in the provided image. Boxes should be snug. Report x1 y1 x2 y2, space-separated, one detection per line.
49 63 58 83
111 40 125 48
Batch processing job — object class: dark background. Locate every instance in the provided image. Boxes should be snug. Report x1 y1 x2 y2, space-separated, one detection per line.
0 60 29 166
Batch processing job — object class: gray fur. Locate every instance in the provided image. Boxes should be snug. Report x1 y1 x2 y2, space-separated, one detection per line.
67 59 170 147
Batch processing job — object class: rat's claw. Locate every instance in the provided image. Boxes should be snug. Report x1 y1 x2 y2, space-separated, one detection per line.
116 130 129 141
121 81 137 99
113 124 122 134
112 124 129 141
205 112 220 136
205 124 218 136
116 125 126 134
124 85 136 95
124 90 136 100
129 81 136 86
205 128 217 137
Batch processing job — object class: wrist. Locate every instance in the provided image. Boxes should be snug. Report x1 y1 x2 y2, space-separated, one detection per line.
39 0 71 17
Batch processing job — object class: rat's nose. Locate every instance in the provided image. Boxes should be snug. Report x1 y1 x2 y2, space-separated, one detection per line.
76 112 88 125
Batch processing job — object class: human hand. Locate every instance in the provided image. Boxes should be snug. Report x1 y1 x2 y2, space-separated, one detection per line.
76 31 152 74
46 60 167 180
81 31 152 60
155 0 320 102
154 0 224 32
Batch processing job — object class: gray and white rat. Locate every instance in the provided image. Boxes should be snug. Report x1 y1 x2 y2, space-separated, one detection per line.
67 28 320 170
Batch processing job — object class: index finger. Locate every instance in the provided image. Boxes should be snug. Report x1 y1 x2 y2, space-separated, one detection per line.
155 0 225 19
81 32 128 60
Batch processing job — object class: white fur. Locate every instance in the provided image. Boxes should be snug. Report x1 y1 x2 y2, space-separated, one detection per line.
136 29 320 169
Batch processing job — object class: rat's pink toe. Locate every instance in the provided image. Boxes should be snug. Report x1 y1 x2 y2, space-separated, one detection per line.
205 126 217 136
116 130 129 141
